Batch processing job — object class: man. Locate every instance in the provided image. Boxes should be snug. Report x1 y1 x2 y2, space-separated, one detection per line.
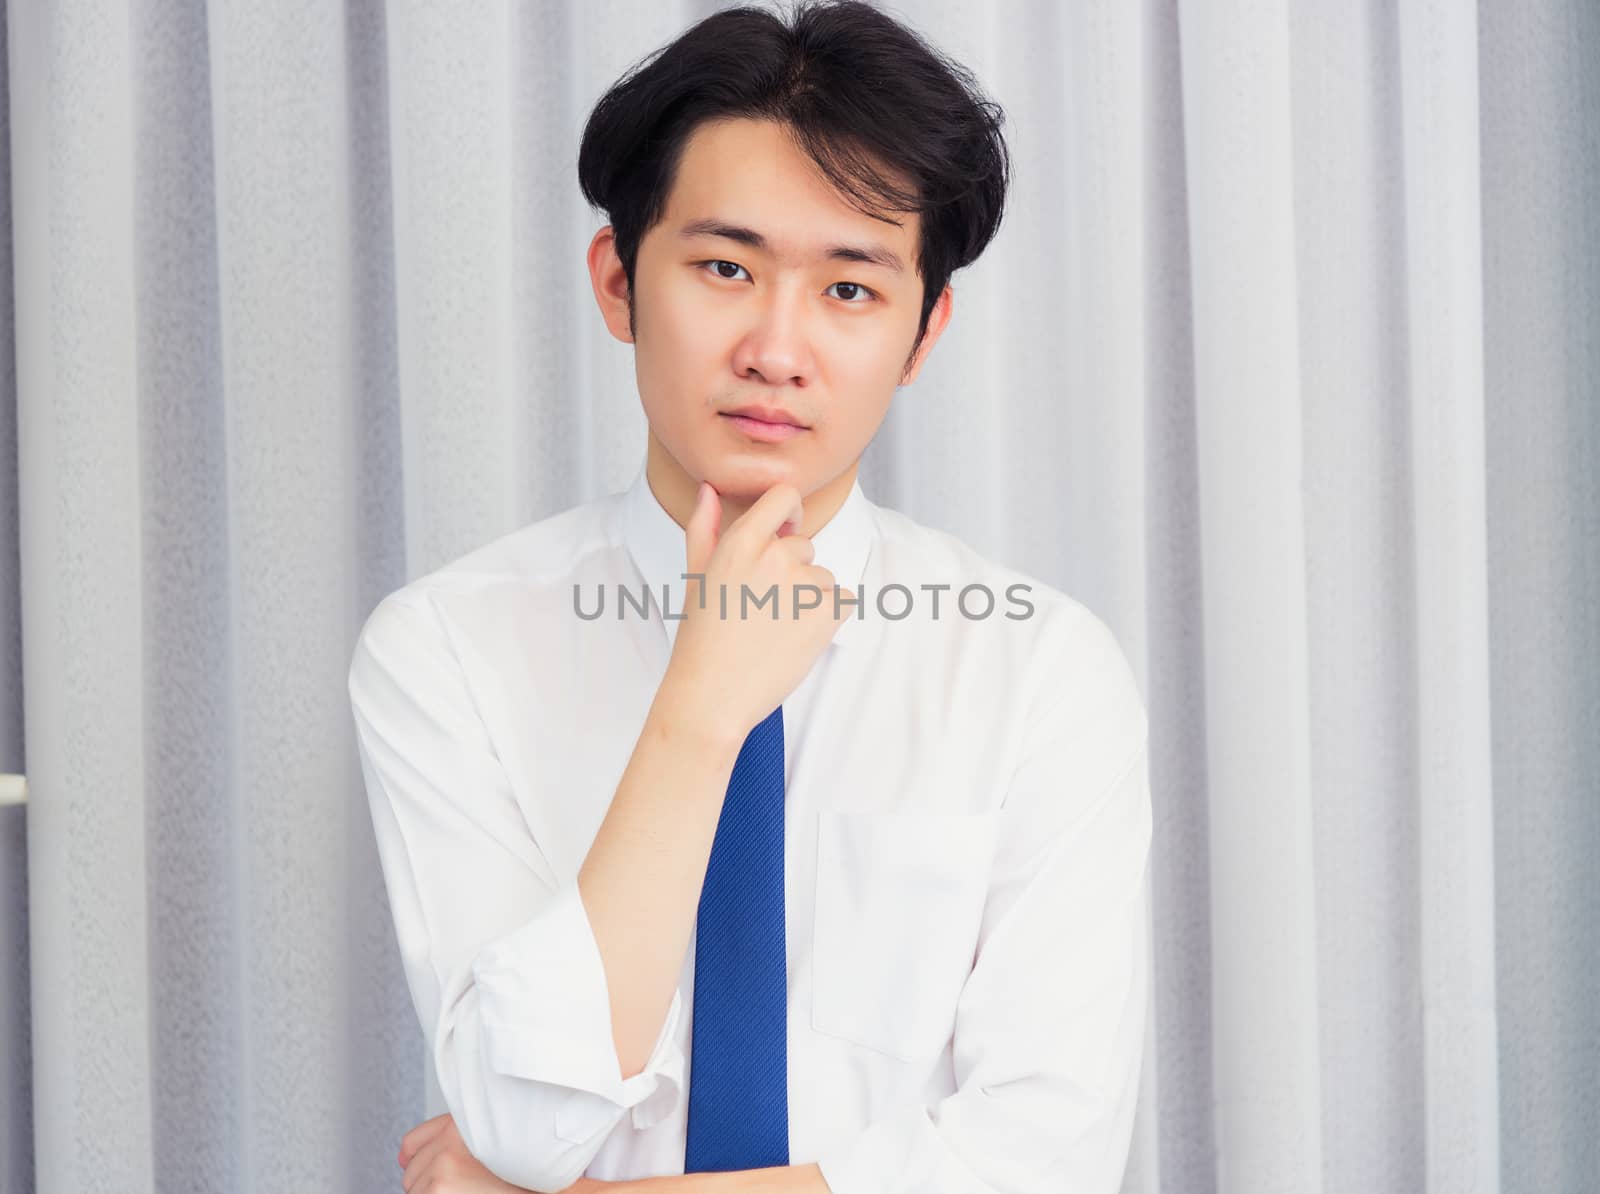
347 3 1151 1191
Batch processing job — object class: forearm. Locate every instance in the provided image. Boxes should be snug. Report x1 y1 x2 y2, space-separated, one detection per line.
615 1161 831 1192
578 671 745 1079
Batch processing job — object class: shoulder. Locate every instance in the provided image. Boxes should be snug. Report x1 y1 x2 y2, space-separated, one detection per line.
867 499 1146 742
350 490 623 665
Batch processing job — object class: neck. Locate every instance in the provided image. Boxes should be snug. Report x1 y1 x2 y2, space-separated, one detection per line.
644 429 856 538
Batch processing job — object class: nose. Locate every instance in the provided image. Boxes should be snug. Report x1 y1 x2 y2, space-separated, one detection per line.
729 278 815 386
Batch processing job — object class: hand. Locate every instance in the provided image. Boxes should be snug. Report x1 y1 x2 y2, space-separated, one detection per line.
397 1112 612 1192
664 480 856 740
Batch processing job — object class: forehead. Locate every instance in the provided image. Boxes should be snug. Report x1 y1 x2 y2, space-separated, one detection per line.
662 117 917 263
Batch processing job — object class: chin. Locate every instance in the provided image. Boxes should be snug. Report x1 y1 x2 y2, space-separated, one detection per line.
703 458 804 498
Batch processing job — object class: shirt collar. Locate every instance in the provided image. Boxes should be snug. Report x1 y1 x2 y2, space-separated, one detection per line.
620 458 876 653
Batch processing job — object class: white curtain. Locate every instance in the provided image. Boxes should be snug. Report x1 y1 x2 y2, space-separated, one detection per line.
2 1 1594 1191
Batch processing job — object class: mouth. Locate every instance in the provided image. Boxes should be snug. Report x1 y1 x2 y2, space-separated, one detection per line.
722 403 808 428
719 406 809 443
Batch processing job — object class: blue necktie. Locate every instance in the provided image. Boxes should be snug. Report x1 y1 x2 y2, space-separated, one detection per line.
683 704 789 1172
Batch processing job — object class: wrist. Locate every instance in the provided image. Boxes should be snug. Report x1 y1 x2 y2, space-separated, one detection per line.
650 670 749 756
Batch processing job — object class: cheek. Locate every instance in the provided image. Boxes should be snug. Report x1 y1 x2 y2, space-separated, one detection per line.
823 332 913 400
830 393 894 441
633 324 718 441
638 277 727 367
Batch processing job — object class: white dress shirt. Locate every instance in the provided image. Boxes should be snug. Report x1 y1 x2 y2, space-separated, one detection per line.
347 459 1152 1194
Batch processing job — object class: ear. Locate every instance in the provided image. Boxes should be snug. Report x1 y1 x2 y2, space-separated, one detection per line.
587 225 634 344
899 284 954 386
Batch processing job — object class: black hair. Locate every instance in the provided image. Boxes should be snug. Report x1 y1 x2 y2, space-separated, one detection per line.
576 0 1011 371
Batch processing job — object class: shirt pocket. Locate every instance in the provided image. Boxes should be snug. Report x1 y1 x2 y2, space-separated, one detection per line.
810 809 999 1063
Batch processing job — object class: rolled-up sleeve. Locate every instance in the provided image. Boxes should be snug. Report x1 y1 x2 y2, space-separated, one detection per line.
347 592 684 1193
815 609 1153 1194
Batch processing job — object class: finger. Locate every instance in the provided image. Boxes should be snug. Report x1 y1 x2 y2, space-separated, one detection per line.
802 568 843 607
773 533 816 568
398 1113 451 1167
726 483 805 552
401 1132 452 1193
684 479 721 582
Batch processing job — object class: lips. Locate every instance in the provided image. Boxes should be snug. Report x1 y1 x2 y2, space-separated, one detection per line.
721 412 807 442
722 404 808 428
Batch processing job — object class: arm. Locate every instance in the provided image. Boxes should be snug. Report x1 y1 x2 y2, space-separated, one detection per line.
617 1163 831 1191
583 476 843 1084
579 669 744 1080
348 592 735 1193
811 609 1153 1194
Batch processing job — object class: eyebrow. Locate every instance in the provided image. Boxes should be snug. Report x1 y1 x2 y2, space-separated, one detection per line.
676 218 906 275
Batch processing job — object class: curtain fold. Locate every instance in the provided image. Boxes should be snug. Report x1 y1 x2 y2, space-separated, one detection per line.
1394 4 1502 1190
1 1 1593 1191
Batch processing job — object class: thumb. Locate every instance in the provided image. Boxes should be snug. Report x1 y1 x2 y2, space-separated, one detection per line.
684 479 721 581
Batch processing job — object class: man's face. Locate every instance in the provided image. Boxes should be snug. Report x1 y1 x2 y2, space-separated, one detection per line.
594 117 951 507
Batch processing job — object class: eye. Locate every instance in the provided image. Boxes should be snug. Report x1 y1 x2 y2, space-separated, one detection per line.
825 280 878 304
700 259 751 282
